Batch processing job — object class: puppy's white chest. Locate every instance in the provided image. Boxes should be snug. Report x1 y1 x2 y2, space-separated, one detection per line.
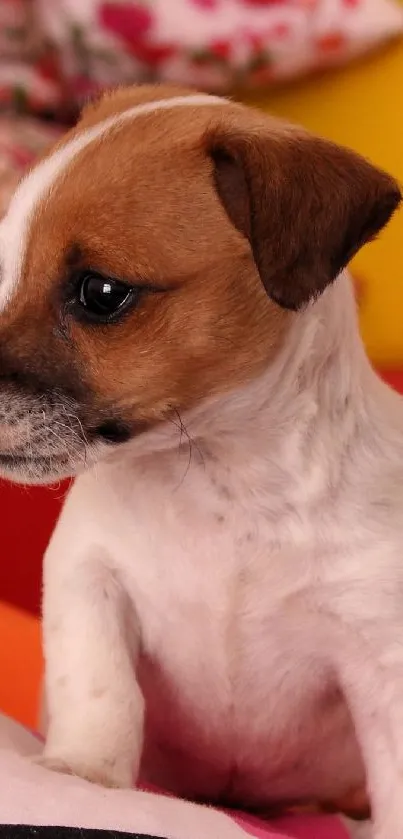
116 453 261 676
99 454 356 803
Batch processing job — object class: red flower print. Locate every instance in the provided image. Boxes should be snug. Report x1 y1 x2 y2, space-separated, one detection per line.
296 0 319 8
242 0 288 5
191 0 219 8
71 76 100 99
10 145 35 169
36 45 63 84
99 2 174 66
0 86 10 104
128 41 177 65
247 64 276 85
314 32 347 52
210 39 232 60
274 24 287 37
245 31 265 50
267 22 291 38
99 3 153 42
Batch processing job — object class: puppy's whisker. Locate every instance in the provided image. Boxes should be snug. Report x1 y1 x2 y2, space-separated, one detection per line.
172 408 205 471
61 411 91 468
170 408 204 490
169 412 185 454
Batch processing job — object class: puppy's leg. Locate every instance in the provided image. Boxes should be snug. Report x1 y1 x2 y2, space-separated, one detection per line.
41 548 143 788
336 632 403 839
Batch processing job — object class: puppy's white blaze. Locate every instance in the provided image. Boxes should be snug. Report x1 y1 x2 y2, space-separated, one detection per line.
0 93 227 312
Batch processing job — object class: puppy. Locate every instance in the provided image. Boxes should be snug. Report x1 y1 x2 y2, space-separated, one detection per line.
0 85 401 839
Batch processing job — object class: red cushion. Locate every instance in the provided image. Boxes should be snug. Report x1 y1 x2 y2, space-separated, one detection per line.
380 370 403 392
0 481 64 615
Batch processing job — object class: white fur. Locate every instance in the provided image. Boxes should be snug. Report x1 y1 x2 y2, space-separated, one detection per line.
0 93 226 311
41 271 403 838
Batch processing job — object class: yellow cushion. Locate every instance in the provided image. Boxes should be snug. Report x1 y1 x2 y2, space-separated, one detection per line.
243 42 403 366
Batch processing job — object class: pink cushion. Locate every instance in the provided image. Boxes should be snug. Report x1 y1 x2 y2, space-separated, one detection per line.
234 811 350 837
0 715 353 839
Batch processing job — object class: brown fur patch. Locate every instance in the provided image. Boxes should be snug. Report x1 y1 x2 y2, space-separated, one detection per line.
208 124 401 310
7 96 290 430
79 83 200 130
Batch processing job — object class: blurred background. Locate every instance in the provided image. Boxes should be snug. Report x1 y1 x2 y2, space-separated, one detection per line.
0 0 402 727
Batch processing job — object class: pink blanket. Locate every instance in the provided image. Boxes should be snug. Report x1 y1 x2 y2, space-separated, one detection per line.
235 812 350 837
0 715 366 839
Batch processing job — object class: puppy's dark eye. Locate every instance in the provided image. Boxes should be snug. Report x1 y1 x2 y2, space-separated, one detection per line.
79 273 134 320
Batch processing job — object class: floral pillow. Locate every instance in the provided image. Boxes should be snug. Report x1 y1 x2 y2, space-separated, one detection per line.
0 116 61 215
41 0 403 100
0 0 62 115
1 0 403 116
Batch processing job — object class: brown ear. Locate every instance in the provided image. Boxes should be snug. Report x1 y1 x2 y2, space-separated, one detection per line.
208 127 401 310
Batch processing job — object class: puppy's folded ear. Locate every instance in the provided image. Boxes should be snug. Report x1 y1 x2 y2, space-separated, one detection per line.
208 124 401 310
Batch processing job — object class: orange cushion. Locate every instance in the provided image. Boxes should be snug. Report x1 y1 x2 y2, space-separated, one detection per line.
0 601 42 729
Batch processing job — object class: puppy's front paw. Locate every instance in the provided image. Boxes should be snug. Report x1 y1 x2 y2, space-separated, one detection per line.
34 752 133 789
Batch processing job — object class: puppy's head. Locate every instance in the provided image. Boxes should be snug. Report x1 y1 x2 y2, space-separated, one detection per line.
0 85 399 483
